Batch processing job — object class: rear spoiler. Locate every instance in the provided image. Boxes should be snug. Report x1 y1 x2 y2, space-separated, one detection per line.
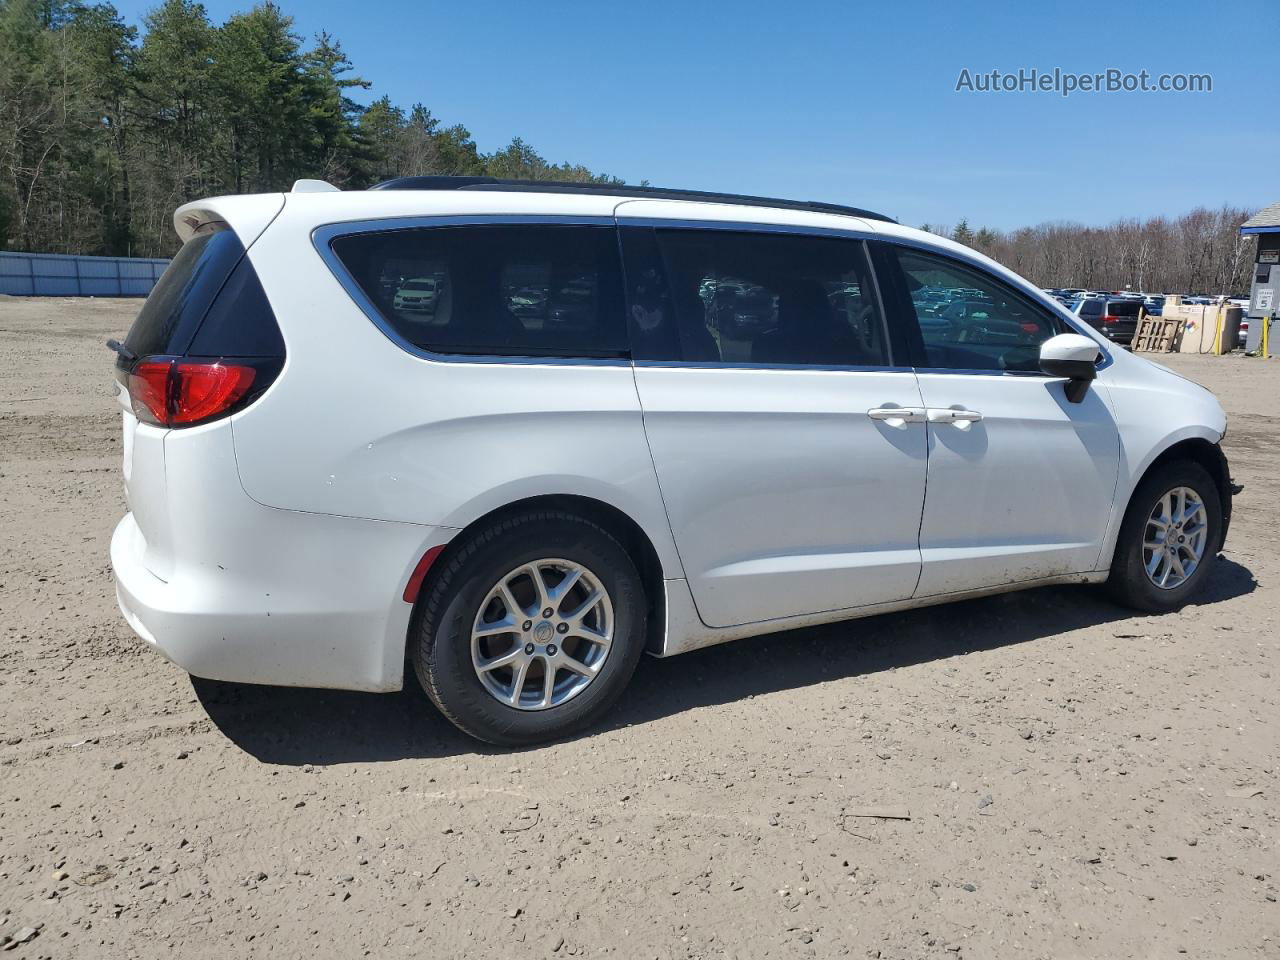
172 194 286 245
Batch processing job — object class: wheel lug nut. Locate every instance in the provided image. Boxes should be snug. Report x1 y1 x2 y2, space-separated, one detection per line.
524 643 535 655
556 622 568 634
522 620 532 631
542 608 554 618
547 644 557 656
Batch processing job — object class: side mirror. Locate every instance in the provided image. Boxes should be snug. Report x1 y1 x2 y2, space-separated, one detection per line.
1040 333 1100 403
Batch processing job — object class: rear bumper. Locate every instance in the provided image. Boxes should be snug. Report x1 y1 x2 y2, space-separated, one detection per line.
112 510 448 692
110 417 457 692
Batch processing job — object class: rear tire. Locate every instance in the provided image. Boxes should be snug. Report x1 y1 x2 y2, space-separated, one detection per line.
1107 459 1221 612
411 510 646 746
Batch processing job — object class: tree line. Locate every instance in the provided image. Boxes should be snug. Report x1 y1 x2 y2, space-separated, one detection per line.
0 0 1260 294
0 0 622 257
926 206 1257 297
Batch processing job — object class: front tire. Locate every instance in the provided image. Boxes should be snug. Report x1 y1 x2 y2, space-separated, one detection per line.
411 510 646 746
1107 459 1222 612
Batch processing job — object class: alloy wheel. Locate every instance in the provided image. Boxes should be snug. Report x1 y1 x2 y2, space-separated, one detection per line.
470 559 614 710
1142 486 1208 589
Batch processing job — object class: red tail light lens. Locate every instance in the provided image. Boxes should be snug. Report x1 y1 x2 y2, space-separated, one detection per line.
128 361 172 425
127 359 257 427
171 362 255 424
1101 315 1119 326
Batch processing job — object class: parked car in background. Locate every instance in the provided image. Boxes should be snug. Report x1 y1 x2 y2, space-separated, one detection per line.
1074 297 1142 344
108 177 1234 745
393 276 439 313
508 287 548 319
1144 296 1165 317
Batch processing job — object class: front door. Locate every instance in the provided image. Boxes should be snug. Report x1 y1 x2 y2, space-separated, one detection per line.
617 211 929 628
874 242 1121 597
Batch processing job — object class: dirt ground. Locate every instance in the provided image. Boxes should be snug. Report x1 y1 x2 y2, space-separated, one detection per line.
1 294 1277 960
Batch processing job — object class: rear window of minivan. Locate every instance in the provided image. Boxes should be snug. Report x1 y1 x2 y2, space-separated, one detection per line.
1107 300 1141 317
329 224 628 359
121 225 284 364
123 228 242 358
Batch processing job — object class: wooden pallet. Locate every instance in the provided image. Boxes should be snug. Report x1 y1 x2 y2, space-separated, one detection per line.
1132 316 1183 353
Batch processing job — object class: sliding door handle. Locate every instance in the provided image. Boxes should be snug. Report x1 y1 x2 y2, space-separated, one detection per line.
868 407 926 424
927 408 983 426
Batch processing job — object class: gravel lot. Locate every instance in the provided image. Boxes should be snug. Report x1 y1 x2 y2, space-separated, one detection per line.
1 295 1277 959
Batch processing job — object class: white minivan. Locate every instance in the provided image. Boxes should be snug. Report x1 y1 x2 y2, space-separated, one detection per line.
110 177 1235 745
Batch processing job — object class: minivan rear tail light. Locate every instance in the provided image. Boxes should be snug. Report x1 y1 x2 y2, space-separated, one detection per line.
1101 315 1120 326
171 361 256 424
126 358 261 427
128 361 173 425
113 226 285 428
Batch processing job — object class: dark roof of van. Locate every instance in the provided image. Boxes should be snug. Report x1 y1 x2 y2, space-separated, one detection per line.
367 176 896 224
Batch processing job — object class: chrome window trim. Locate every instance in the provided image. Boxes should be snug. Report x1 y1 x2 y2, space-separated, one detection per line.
914 367 1057 378
311 214 630 367
633 360 915 374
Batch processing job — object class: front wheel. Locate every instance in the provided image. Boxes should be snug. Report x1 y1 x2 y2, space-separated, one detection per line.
1107 460 1222 612
410 511 647 746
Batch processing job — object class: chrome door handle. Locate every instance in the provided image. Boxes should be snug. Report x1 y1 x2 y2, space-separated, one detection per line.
868 407 926 423
926 408 983 425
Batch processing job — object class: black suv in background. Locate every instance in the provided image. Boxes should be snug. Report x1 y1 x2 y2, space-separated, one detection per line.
1074 297 1142 345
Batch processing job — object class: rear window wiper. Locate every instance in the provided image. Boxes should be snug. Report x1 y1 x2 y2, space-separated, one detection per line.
106 338 137 364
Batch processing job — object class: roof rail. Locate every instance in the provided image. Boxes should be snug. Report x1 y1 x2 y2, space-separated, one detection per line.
367 176 895 224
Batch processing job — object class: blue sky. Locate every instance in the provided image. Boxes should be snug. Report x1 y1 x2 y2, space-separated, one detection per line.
111 0 1276 230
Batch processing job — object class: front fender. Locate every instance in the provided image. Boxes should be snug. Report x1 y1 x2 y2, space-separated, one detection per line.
1098 354 1230 568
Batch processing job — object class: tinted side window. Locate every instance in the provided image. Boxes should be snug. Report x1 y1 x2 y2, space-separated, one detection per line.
330 225 627 359
626 228 889 367
123 227 245 359
186 256 286 358
887 247 1061 372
